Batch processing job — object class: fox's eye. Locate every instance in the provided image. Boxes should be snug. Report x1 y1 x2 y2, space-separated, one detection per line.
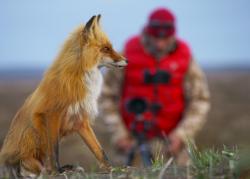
101 46 111 52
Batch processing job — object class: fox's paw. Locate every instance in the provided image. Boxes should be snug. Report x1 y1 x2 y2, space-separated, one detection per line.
99 162 112 172
58 164 77 173
100 150 113 171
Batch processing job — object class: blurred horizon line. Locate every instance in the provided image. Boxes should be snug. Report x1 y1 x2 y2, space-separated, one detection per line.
0 62 250 81
0 58 250 71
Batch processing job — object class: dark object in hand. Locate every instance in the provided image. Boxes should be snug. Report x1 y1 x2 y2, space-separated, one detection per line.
126 98 147 115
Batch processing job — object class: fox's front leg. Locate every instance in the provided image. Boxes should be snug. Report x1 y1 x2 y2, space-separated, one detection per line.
77 118 112 170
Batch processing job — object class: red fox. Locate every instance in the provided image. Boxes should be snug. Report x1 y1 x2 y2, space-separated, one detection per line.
0 15 127 176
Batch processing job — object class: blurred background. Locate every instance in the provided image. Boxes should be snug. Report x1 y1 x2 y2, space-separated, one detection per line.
0 0 249 170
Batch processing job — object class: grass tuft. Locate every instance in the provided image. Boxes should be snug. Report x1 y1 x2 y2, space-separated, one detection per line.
187 141 238 178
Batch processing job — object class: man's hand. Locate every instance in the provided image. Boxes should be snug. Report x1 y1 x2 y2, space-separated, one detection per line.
168 133 184 156
115 135 134 154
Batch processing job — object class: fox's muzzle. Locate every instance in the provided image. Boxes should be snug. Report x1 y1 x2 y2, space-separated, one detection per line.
114 59 128 68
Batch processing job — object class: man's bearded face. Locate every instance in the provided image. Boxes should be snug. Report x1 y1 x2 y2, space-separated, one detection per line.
145 35 175 57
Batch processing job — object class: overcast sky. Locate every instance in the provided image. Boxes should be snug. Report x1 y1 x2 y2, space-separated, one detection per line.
0 0 250 69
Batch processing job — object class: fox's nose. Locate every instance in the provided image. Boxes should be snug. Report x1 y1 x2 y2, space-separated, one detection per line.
125 59 128 64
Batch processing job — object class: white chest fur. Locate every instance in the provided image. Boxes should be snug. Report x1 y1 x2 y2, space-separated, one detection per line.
67 68 103 120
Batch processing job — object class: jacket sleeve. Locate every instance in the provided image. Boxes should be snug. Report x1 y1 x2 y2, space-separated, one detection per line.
173 58 210 142
99 68 129 143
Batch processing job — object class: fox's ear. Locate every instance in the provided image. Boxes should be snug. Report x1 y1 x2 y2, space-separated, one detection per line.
84 15 96 33
97 14 101 25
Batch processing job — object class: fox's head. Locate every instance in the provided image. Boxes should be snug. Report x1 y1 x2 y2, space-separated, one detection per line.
80 15 127 70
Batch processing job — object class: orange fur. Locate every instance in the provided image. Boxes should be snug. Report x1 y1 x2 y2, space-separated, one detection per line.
0 15 126 176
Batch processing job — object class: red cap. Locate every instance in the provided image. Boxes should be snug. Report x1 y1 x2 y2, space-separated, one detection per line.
144 8 176 38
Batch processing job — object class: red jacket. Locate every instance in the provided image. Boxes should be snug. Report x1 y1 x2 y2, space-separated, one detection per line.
120 36 191 139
